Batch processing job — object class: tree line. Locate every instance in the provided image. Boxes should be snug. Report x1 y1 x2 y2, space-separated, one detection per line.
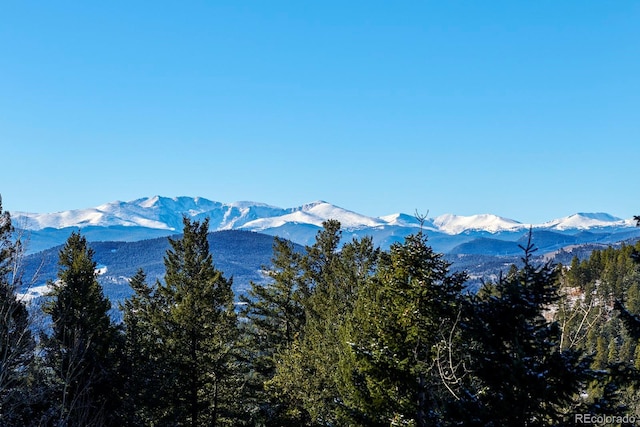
2 196 640 426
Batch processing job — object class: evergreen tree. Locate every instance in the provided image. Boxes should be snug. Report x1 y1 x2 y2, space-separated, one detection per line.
459 235 591 426
341 231 466 427
268 220 379 425
42 231 121 426
616 299 640 341
555 236 640 416
241 237 306 375
152 217 241 426
119 268 163 426
239 237 306 424
0 196 36 425
267 220 346 425
615 216 640 341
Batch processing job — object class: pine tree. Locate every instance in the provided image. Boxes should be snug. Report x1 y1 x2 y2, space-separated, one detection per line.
593 336 609 370
239 237 307 424
267 220 379 425
634 345 640 371
342 231 466 427
119 269 163 426
42 231 121 426
612 218 640 401
153 217 241 426
459 235 591 426
0 196 36 425
614 223 640 341
607 338 618 364
241 237 306 375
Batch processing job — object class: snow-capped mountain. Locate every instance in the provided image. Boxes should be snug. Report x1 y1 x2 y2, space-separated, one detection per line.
13 196 289 232
12 197 640 308
431 213 525 234
539 212 636 231
10 196 640 254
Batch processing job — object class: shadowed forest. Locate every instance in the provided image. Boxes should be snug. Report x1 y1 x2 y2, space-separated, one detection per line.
2 196 640 427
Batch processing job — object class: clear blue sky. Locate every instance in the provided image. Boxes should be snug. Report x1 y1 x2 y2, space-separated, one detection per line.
1 1 638 223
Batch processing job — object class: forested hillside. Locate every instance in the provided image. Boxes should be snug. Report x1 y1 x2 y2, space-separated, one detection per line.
2 196 640 426
18 230 286 304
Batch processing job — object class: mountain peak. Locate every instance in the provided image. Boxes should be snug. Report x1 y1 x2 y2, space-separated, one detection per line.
573 212 622 221
378 213 425 228
296 200 330 211
541 212 630 230
433 213 524 235
10 197 638 242
136 195 161 208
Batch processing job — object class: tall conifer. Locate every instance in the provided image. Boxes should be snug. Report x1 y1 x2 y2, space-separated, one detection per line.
342 231 466 427
119 269 162 426
268 221 379 425
239 237 306 424
459 235 591 426
153 217 240 426
42 231 120 426
0 196 36 425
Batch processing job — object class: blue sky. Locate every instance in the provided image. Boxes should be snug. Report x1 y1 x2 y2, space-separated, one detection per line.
1 1 638 223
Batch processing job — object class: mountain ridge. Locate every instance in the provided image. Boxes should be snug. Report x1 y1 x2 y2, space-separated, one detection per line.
12 195 636 234
11 197 640 306
10 196 640 255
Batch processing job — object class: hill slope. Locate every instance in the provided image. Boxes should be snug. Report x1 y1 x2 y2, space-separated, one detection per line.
19 230 290 307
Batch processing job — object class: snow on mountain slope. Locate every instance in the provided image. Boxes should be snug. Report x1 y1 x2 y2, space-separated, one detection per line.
10 196 638 241
12 197 391 234
12 206 173 230
379 213 429 229
239 201 387 232
292 201 386 229
12 196 287 232
540 212 634 230
218 201 289 229
240 210 321 231
433 213 526 235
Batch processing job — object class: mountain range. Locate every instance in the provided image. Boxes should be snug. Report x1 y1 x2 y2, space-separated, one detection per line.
12 196 640 309
12 196 639 254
